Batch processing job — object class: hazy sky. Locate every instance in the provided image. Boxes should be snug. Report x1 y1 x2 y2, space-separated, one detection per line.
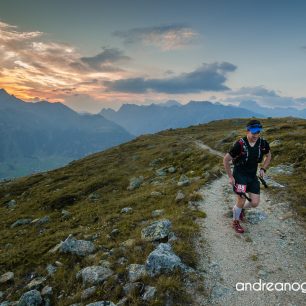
1 0 306 113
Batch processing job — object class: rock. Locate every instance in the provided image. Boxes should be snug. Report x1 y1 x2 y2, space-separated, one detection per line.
122 282 143 296
76 266 113 286
142 286 157 301
127 264 147 282
60 235 95 256
98 260 111 269
167 166 176 173
36 216 50 225
26 277 46 290
177 175 190 187
17 290 42 306
269 140 281 147
81 286 96 300
141 219 172 242
145 243 190 277
116 297 128 306
6 200 16 209
41 286 53 297
86 302 116 306
151 209 164 217
117 257 128 265
121 207 133 213
246 210 268 224
88 192 100 201
120 239 135 248
0 272 14 284
264 177 285 188
268 164 294 176
149 158 164 167
46 264 57 275
61 210 71 219
156 167 167 176
175 190 185 202
110 229 119 238
150 191 162 197
10 219 32 228
127 176 144 191
55 261 64 267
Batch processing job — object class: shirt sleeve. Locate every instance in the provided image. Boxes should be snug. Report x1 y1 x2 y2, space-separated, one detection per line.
263 140 270 154
229 141 241 158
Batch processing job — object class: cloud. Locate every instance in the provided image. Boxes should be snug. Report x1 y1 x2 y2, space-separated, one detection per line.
78 47 130 71
103 62 236 93
0 21 130 101
225 86 306 109
230 86 278 97
113 24 198 50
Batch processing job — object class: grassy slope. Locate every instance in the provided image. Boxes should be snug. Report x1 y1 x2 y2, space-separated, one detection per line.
0 117 305 305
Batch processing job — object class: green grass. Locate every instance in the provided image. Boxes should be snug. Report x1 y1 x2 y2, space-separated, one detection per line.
0 127 220 305
1 117 305 304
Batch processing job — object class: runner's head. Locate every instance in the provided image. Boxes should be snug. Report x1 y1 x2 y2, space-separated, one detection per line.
246 119 262 141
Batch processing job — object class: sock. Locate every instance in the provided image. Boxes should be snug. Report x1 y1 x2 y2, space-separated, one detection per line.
243 201 252 208
233 205 242 220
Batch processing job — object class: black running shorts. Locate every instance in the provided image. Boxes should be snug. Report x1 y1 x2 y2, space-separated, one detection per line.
232 168 260 195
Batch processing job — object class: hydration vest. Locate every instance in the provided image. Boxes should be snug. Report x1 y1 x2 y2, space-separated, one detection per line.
232 137 268 166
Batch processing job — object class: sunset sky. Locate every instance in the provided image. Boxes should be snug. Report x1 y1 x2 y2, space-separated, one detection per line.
1 0 306 113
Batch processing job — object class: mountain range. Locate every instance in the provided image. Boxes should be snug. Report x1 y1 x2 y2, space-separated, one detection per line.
100 101 264 136
0 89 133 179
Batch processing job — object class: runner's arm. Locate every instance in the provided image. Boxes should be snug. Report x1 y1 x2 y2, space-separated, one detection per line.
261 151 271 171
223 153 234 178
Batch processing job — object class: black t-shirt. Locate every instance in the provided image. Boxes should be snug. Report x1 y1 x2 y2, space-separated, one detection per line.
229 137 270 176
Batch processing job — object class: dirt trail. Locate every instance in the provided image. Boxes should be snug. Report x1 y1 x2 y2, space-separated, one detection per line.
190 141 306 306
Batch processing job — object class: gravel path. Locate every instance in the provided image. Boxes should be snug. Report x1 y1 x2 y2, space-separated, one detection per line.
189 141 306 306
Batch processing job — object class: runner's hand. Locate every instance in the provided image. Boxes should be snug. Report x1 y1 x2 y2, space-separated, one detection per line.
259 168 265 178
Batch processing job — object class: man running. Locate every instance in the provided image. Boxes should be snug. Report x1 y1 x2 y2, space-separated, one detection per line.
223 119 272 233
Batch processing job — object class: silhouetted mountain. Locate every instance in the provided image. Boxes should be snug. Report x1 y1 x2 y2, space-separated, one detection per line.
100 100 264 135
0 89 133 179
239 100 306 118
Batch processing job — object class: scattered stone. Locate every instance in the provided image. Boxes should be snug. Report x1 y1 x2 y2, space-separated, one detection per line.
264 177 285 188
121 207 133 213
150 191 162 197
81 286 96 300
88 193 100 201
55 261 64 267
36 216 50 225
151 209 164 217
127 176 144 191
142 286 157 301
116 297 128 306
110 229 119 237
149 158 164 167
269 140 281 147
41 286 53 297
145 243 192 277
120 239 135 248
17 290 42 306
122 282 143 296
268 164 294 176
127 264 147 282
177 175 190 186
141 219 172 242
99 260 111 269
76 266 113 286
246 210 268 224
167 166 176 173
60 235 95 256
175 190 185 202
61 210 71 219
6 200 16 209
10 219 32 228
0 272 14 284
26 277 46 290
156 168 167 176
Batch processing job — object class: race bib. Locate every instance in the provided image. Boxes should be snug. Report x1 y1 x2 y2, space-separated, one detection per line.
235 184 246 193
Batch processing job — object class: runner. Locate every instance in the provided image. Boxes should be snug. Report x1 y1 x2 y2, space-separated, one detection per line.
223 119 272 233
